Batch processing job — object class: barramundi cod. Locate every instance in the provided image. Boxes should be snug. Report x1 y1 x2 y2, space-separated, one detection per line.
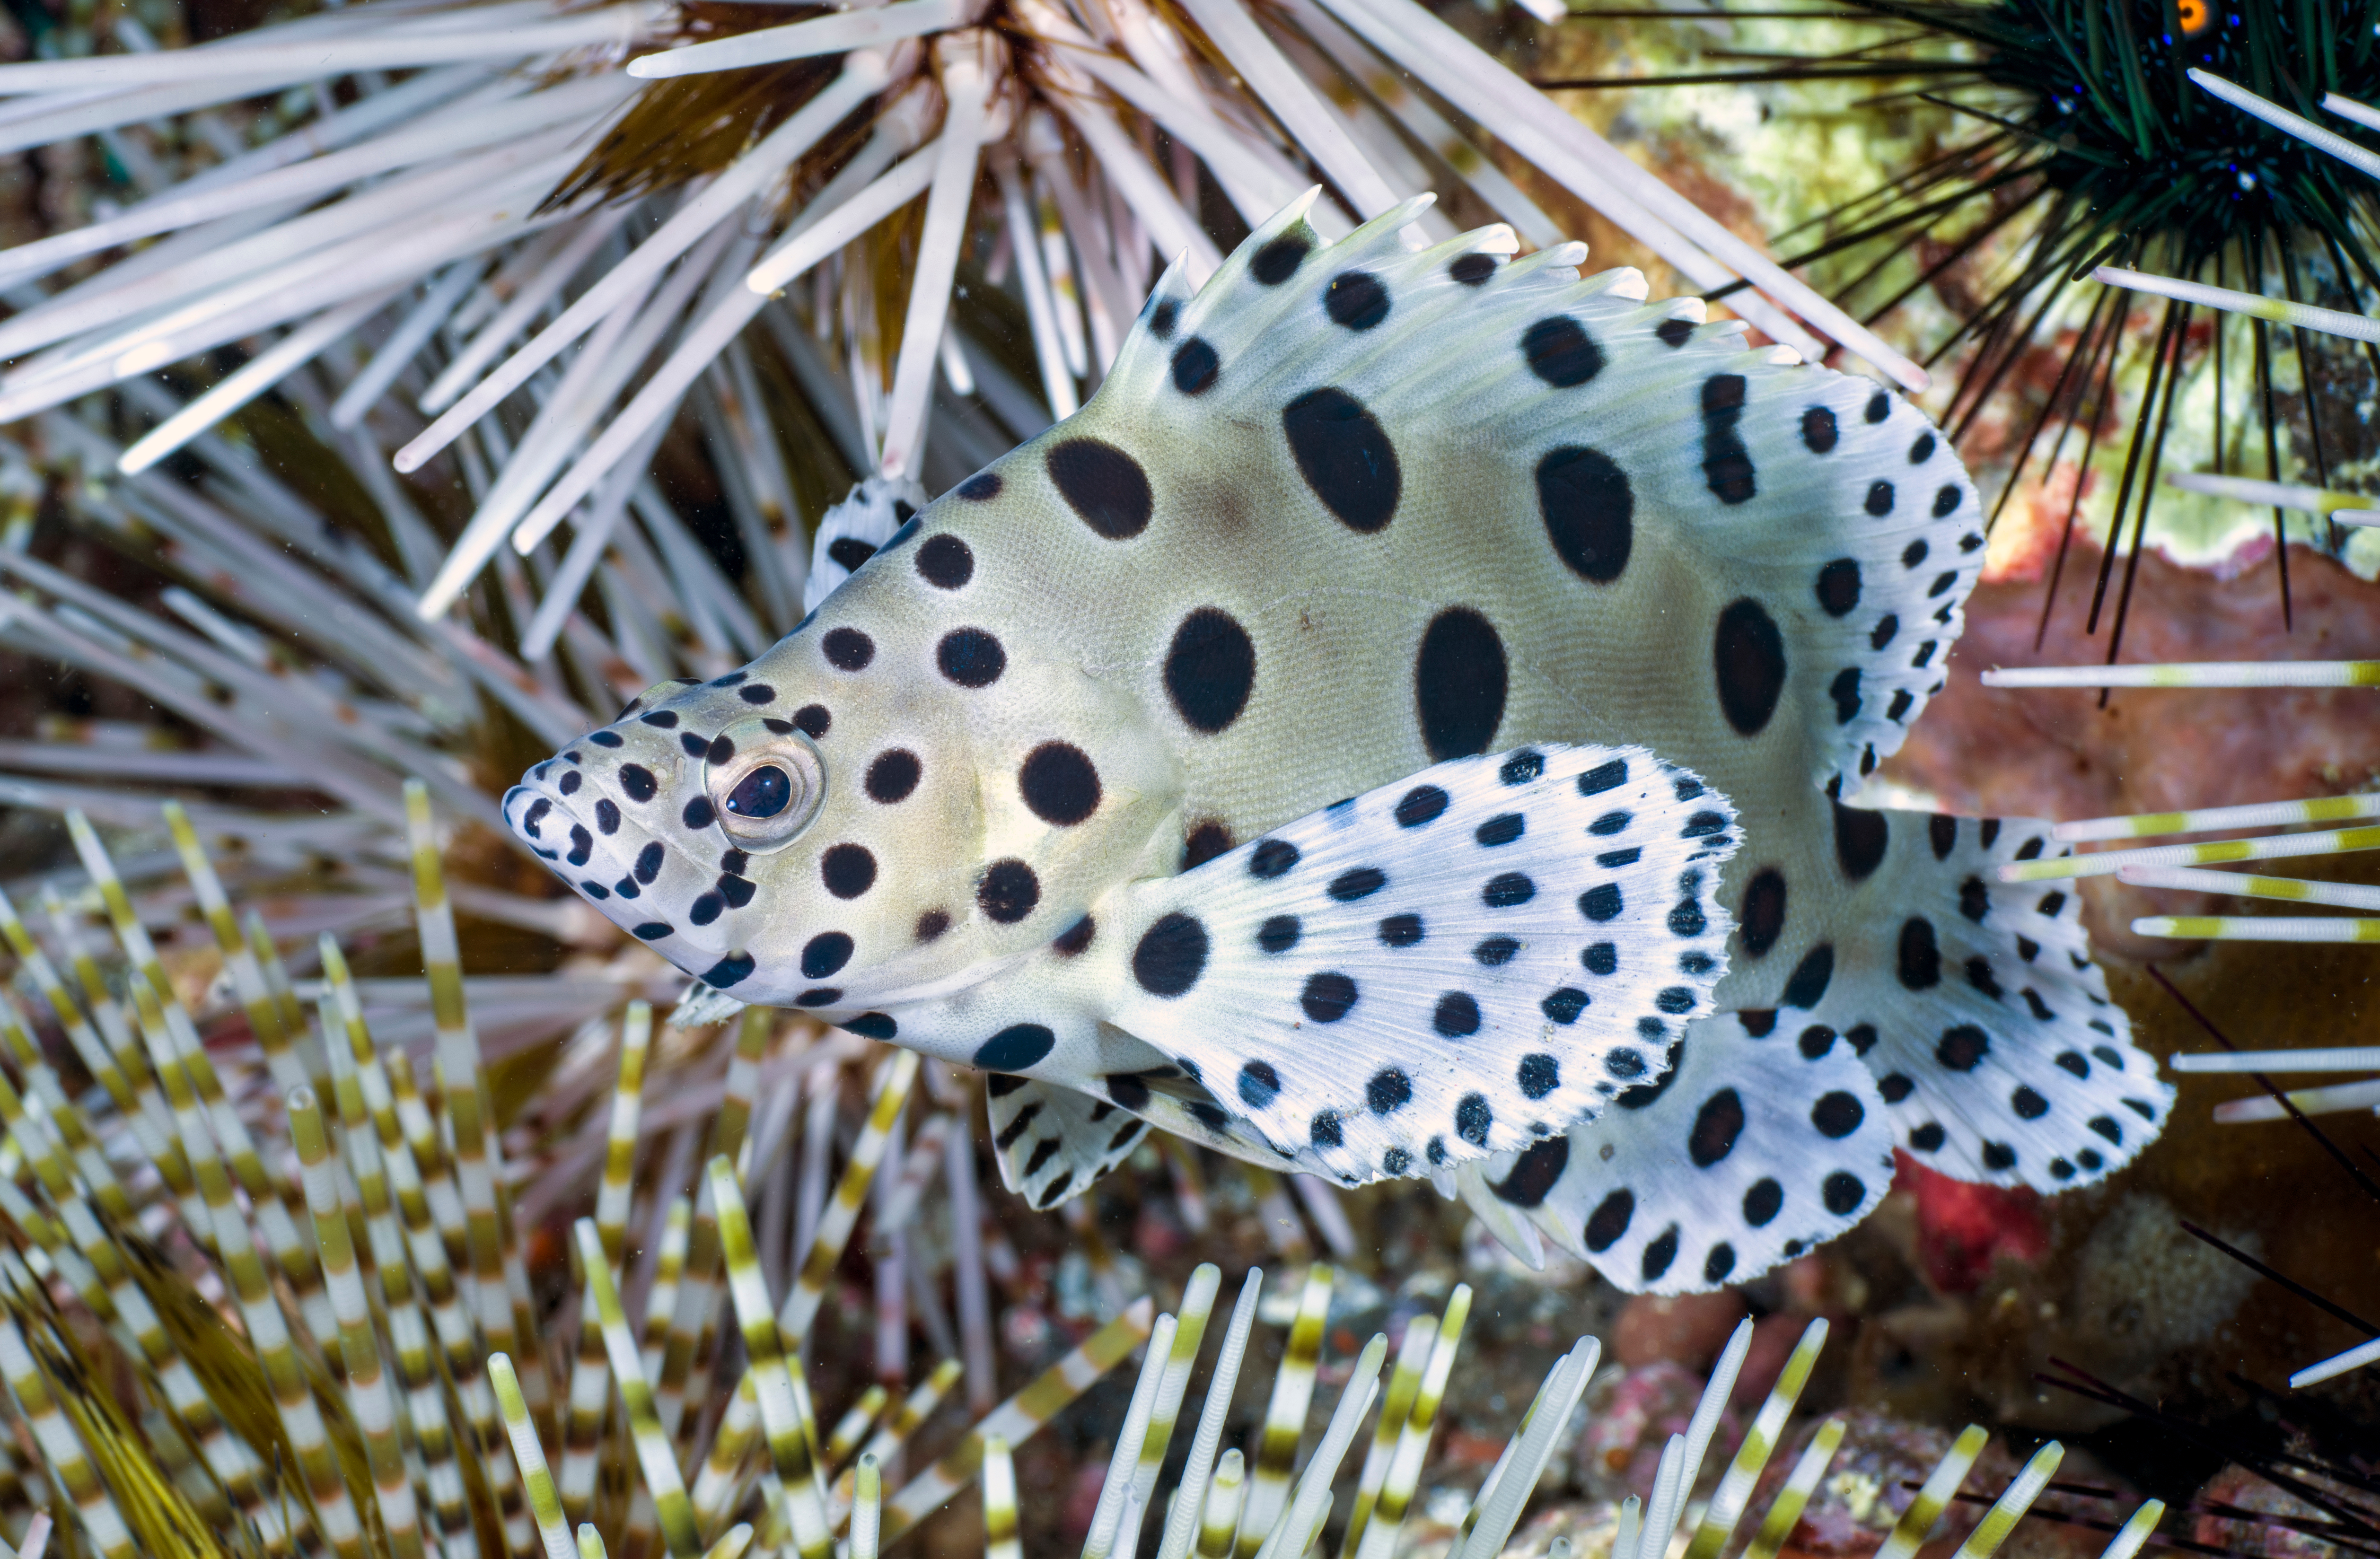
505 192 2169 1293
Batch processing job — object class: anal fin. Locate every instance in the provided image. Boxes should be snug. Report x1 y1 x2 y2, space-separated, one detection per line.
1458 1009 1896 1294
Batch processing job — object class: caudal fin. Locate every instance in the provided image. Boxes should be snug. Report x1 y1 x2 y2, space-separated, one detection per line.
1775 810 2168 1190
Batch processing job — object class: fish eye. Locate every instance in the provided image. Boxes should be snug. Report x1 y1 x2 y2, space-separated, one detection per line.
726 766 791 818
705 717 826 851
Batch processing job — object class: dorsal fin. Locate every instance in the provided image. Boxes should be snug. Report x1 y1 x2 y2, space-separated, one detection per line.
1097 195 1983 800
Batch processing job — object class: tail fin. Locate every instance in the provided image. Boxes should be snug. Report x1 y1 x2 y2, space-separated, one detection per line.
1462 807 2165 1294
1772 809 2169 1190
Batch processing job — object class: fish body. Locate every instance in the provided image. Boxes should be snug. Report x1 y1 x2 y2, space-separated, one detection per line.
507 193 2169 1292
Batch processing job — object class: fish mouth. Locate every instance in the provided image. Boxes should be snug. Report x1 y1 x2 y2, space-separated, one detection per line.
502 751 735 962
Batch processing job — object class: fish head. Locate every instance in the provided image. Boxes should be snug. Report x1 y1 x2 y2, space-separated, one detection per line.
503 503 1184 1010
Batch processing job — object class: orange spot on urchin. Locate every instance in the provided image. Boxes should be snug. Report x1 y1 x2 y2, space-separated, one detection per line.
1981 460 2097 585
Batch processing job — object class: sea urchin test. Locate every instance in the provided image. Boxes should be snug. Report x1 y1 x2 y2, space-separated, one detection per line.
507 192 2170 1293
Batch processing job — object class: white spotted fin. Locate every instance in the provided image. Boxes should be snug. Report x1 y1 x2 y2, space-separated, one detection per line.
1788 812 2172 1191
801 474 926 614
984 1076 1149 1208
1454 1009 1895 1294
1084 742 1739 1185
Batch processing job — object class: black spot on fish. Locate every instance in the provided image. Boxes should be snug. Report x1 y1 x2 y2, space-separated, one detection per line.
866 749 921 804
975 1024 1055 1071
1172 337 1218 395
1182 821 1234 869
1250 231 1310 284
1782 944 1835 1008
1414 607 1506 760
1019 742 1101 826
1816 559 1861 617
1898 918 1941 989
1740 867 1785 958
1133 912 1209 997
1305 973 1359 1023
823 628 874 670
821 844 876 899
916 534 974 589
977 859 1040 922
1713 598 1786 736
937 628 1007 688
1701 374 1755 504
1584 1189 1633 1251
1433 991 1481 1037
1282 387 1399 533
1537 446 1631 585
1323 271 1390 330
1491 1136 1565 1205
1047 438 1153 539
1523 316 1603 387
1164 607 1256 734
1812 1091 1863 1139
1833 799 1888 881
802 932 853 978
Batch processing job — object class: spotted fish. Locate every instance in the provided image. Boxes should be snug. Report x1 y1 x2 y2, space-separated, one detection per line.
505 192 2169 1293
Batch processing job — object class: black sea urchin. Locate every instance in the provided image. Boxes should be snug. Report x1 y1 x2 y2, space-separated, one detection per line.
1543 0 2380 645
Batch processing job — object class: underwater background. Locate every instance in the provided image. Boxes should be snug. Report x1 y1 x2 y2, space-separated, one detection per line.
0 2 2369 1559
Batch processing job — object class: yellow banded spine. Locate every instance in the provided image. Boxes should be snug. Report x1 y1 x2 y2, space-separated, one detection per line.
374 1051 487 1559
1237 1264 1332 1559
1356 1283 1469 1559
560 1260 611 1528
661 1006 773 1448
67 813 325 1329
0 885 134 1123
1683 1319 1828 1559
1744 1419 1846 1559
44 885 207 1244
0 996 130 1221
493 1355 579 1559
291 1088 424 1559
0 1300 133 1559
980 1441 1016 1559
162 802 306 1099
596 1004 652 1268
1340 1311 1433 1559
821 1385 888 1476
706 1159 833 1559
571 1218 700 1559
407 780 551 1477
776 1050 919 1343
881 1296 1154 1538
321 939 474 1490
641 1197 690 1383
1949 1443 2063 1559
150 991 359 1559
1196 1453 1247 1559
1132 1264 1219 1515
1873 1425 1990 1559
